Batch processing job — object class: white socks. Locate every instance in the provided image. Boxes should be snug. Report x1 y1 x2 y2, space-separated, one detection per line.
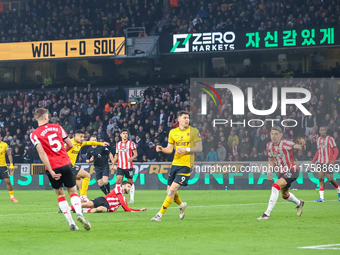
70 194 83 215
265 185 280 216
130 184 135 201
58 197 75 226
319 189 325 199
286 192 300 206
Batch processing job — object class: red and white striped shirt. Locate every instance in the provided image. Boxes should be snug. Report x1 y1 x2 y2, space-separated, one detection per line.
267 139 297 173
116 141 136 169
104 185 140 212
313 136 337 164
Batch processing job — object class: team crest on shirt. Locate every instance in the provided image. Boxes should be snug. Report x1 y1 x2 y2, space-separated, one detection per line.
273 148 284 158
187 133 190 136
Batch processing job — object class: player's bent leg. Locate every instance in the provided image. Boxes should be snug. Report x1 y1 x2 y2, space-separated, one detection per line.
67 185 91 231
78 169 91 200
76 178 83 191
81 201 95 208
55 187 76 227
91 206 108 213
103 175 110 194
97 178 107 195
67 185 87 218
5 178 18 203
152 182 181 222
326 173 340 201
258 179 287 220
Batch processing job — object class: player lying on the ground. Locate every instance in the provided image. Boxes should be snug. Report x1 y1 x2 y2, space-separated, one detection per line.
258 126 305 220
71 181 147 213
312 126 340 202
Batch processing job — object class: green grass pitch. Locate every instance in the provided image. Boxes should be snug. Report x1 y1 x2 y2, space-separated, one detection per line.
0 189 339 254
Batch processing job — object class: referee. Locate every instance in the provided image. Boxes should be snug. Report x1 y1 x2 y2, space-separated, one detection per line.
86 135 115 195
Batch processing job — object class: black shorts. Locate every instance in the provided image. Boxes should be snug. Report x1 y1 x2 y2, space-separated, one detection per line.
95 165 110 180
278 171 299 188
46 164 76 189
0 166 9 180
117 168 134 179
92 197 110 212
168 165 191 186
315 163 334 174
73 165 81 176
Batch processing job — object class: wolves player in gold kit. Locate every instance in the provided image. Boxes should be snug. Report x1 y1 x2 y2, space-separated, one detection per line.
151 110 202 221
68 130 109 201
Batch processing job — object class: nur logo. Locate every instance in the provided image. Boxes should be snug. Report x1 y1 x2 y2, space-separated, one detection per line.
198 82 222 115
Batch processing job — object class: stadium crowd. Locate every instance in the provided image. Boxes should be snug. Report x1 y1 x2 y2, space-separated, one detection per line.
1 0 340 43
158 0 340 35
1 77 340 164
0 0 162 43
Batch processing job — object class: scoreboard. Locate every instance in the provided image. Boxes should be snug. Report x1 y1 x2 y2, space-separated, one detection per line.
0 37 125 61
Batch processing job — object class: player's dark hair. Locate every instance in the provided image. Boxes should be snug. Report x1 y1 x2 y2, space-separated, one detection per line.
120 128 129 134
75 129 84 135
121 181 132 186
177 110 190 118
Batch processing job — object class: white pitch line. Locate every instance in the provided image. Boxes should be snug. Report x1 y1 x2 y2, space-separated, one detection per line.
0 199 337 217
298 244 340 250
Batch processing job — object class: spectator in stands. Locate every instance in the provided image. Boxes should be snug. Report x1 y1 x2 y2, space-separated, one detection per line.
146 142 157 162
206 147 217 162
216 142 226 161
227 130 239 149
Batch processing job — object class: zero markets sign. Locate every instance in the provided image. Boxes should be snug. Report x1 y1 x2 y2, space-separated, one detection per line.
161 27 340 54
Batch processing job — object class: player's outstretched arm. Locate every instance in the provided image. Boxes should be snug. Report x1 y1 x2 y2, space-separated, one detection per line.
117 193 145 212
156 143 174 154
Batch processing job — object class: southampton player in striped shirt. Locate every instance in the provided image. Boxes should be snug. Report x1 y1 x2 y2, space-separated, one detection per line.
151 110 202 221
71 181 147 213
312 126 340 202
67 130 109 202
258 126 306 220
111 129 138 204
